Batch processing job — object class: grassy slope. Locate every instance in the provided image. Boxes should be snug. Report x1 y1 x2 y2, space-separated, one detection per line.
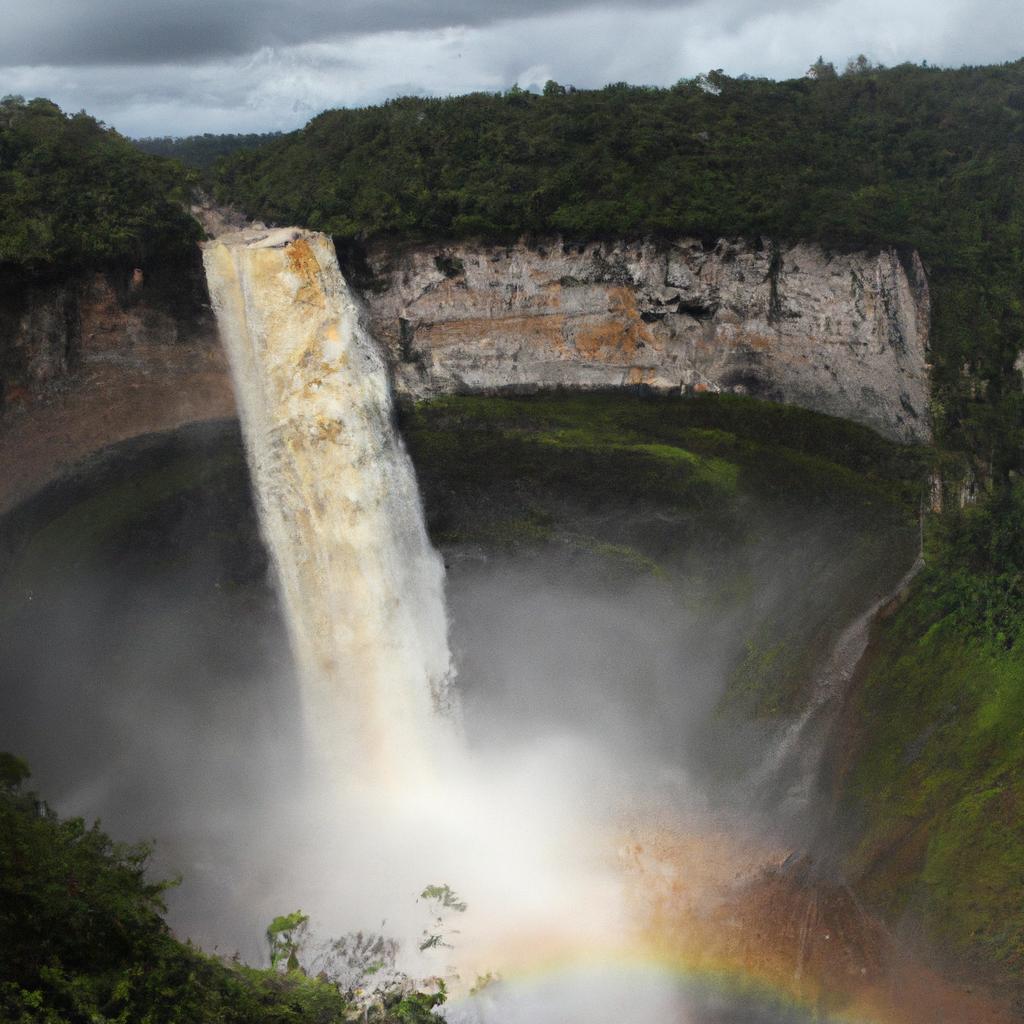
0 423 261 603
403 392 923 715
839 568 1024 979
404 392 923 533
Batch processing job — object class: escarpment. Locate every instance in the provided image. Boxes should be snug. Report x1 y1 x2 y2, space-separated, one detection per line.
1 233 931 510
0 268 232 511
363 237 931 444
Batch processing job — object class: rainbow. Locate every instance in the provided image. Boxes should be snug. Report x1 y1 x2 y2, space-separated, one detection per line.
443 953 884 1024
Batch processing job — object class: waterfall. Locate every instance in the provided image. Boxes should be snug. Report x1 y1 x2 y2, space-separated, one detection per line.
202 227 455 785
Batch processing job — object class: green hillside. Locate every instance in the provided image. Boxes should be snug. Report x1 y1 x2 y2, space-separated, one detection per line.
0 96 198 274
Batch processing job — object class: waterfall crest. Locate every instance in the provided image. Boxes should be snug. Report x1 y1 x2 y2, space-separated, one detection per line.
202 227 455 783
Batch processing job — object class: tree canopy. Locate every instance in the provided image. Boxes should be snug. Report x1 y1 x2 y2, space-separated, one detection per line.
133 132 282 172
212 62 1024 476
0 757 445 1023
0 96 200 272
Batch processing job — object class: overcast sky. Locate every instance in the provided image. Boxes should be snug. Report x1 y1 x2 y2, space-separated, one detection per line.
1 0 1022 137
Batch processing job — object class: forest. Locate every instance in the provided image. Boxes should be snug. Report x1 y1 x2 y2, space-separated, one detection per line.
0 96 199 274
133 132 282 172
210 61 1024 483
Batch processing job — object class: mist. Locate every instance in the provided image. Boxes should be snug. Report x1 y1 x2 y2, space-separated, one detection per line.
0 419 878 971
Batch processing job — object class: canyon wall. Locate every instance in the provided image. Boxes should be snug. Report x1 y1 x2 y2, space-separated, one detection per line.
0 270 232 511
1 234 931 510
363 237 931 444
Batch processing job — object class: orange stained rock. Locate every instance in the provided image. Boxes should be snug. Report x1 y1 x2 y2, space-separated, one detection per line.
626 367 657 386
619 823 1018 1024
415 313 567 352
741 330 777 352
572 286 655 359
287 238 327 309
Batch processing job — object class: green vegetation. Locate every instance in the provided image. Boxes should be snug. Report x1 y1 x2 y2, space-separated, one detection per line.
0 754 448 1023
133 132 282 172
839 484 1024 978
0 96 198 272
404 392 923 713
403 392 925 529
0 754 345 1023
0 427 256 618
214 61 1024 476
267 912 310 973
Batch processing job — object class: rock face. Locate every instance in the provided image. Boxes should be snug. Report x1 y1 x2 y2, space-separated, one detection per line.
364 238 931 443
0 269 232 511
0 281 81 398
1 233 933 509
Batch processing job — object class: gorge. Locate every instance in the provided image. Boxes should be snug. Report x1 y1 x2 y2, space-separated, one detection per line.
194 224 948 1020
2 65 1023 1024
0 222 996 1022
0 231 932 516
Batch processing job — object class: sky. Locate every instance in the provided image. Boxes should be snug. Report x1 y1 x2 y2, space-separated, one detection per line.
1 0 1022 137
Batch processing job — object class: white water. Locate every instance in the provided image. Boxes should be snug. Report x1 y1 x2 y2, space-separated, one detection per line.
198 224 908 1008
202 227 456 786
201 228 630 975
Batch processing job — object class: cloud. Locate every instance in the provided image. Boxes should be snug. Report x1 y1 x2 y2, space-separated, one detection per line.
0 0 698 66
0 0 1020 136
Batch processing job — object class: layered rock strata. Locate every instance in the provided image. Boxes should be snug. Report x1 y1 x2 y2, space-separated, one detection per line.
0 271 231 511
364 238 931 443
1 234 932 509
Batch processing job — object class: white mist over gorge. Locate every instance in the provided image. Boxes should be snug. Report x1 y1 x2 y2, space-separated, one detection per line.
200 225 638 992
105 222 913 1018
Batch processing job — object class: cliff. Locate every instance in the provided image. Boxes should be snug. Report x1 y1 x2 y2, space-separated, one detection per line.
1 233 931 510
364 237 931 444
0 269 233 511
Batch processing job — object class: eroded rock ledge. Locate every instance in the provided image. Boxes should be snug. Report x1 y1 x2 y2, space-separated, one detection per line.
364 237 931 444
1 234 931 511
0 270 231 512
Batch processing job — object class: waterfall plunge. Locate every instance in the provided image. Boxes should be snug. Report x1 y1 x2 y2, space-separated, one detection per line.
202 227 456 786
202 227 628 978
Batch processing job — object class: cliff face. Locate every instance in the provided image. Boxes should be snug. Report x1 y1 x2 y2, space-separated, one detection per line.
1 233 932 510
0 280 81 398
365 238 931 443
0 269 233 511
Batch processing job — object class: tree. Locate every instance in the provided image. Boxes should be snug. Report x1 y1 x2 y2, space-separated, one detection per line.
807 56 838 80
417 883 467 951
844 53 879 75
266 910 310 972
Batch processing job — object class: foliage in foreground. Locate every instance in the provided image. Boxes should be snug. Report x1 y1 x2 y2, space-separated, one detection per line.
0 754 445 1023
